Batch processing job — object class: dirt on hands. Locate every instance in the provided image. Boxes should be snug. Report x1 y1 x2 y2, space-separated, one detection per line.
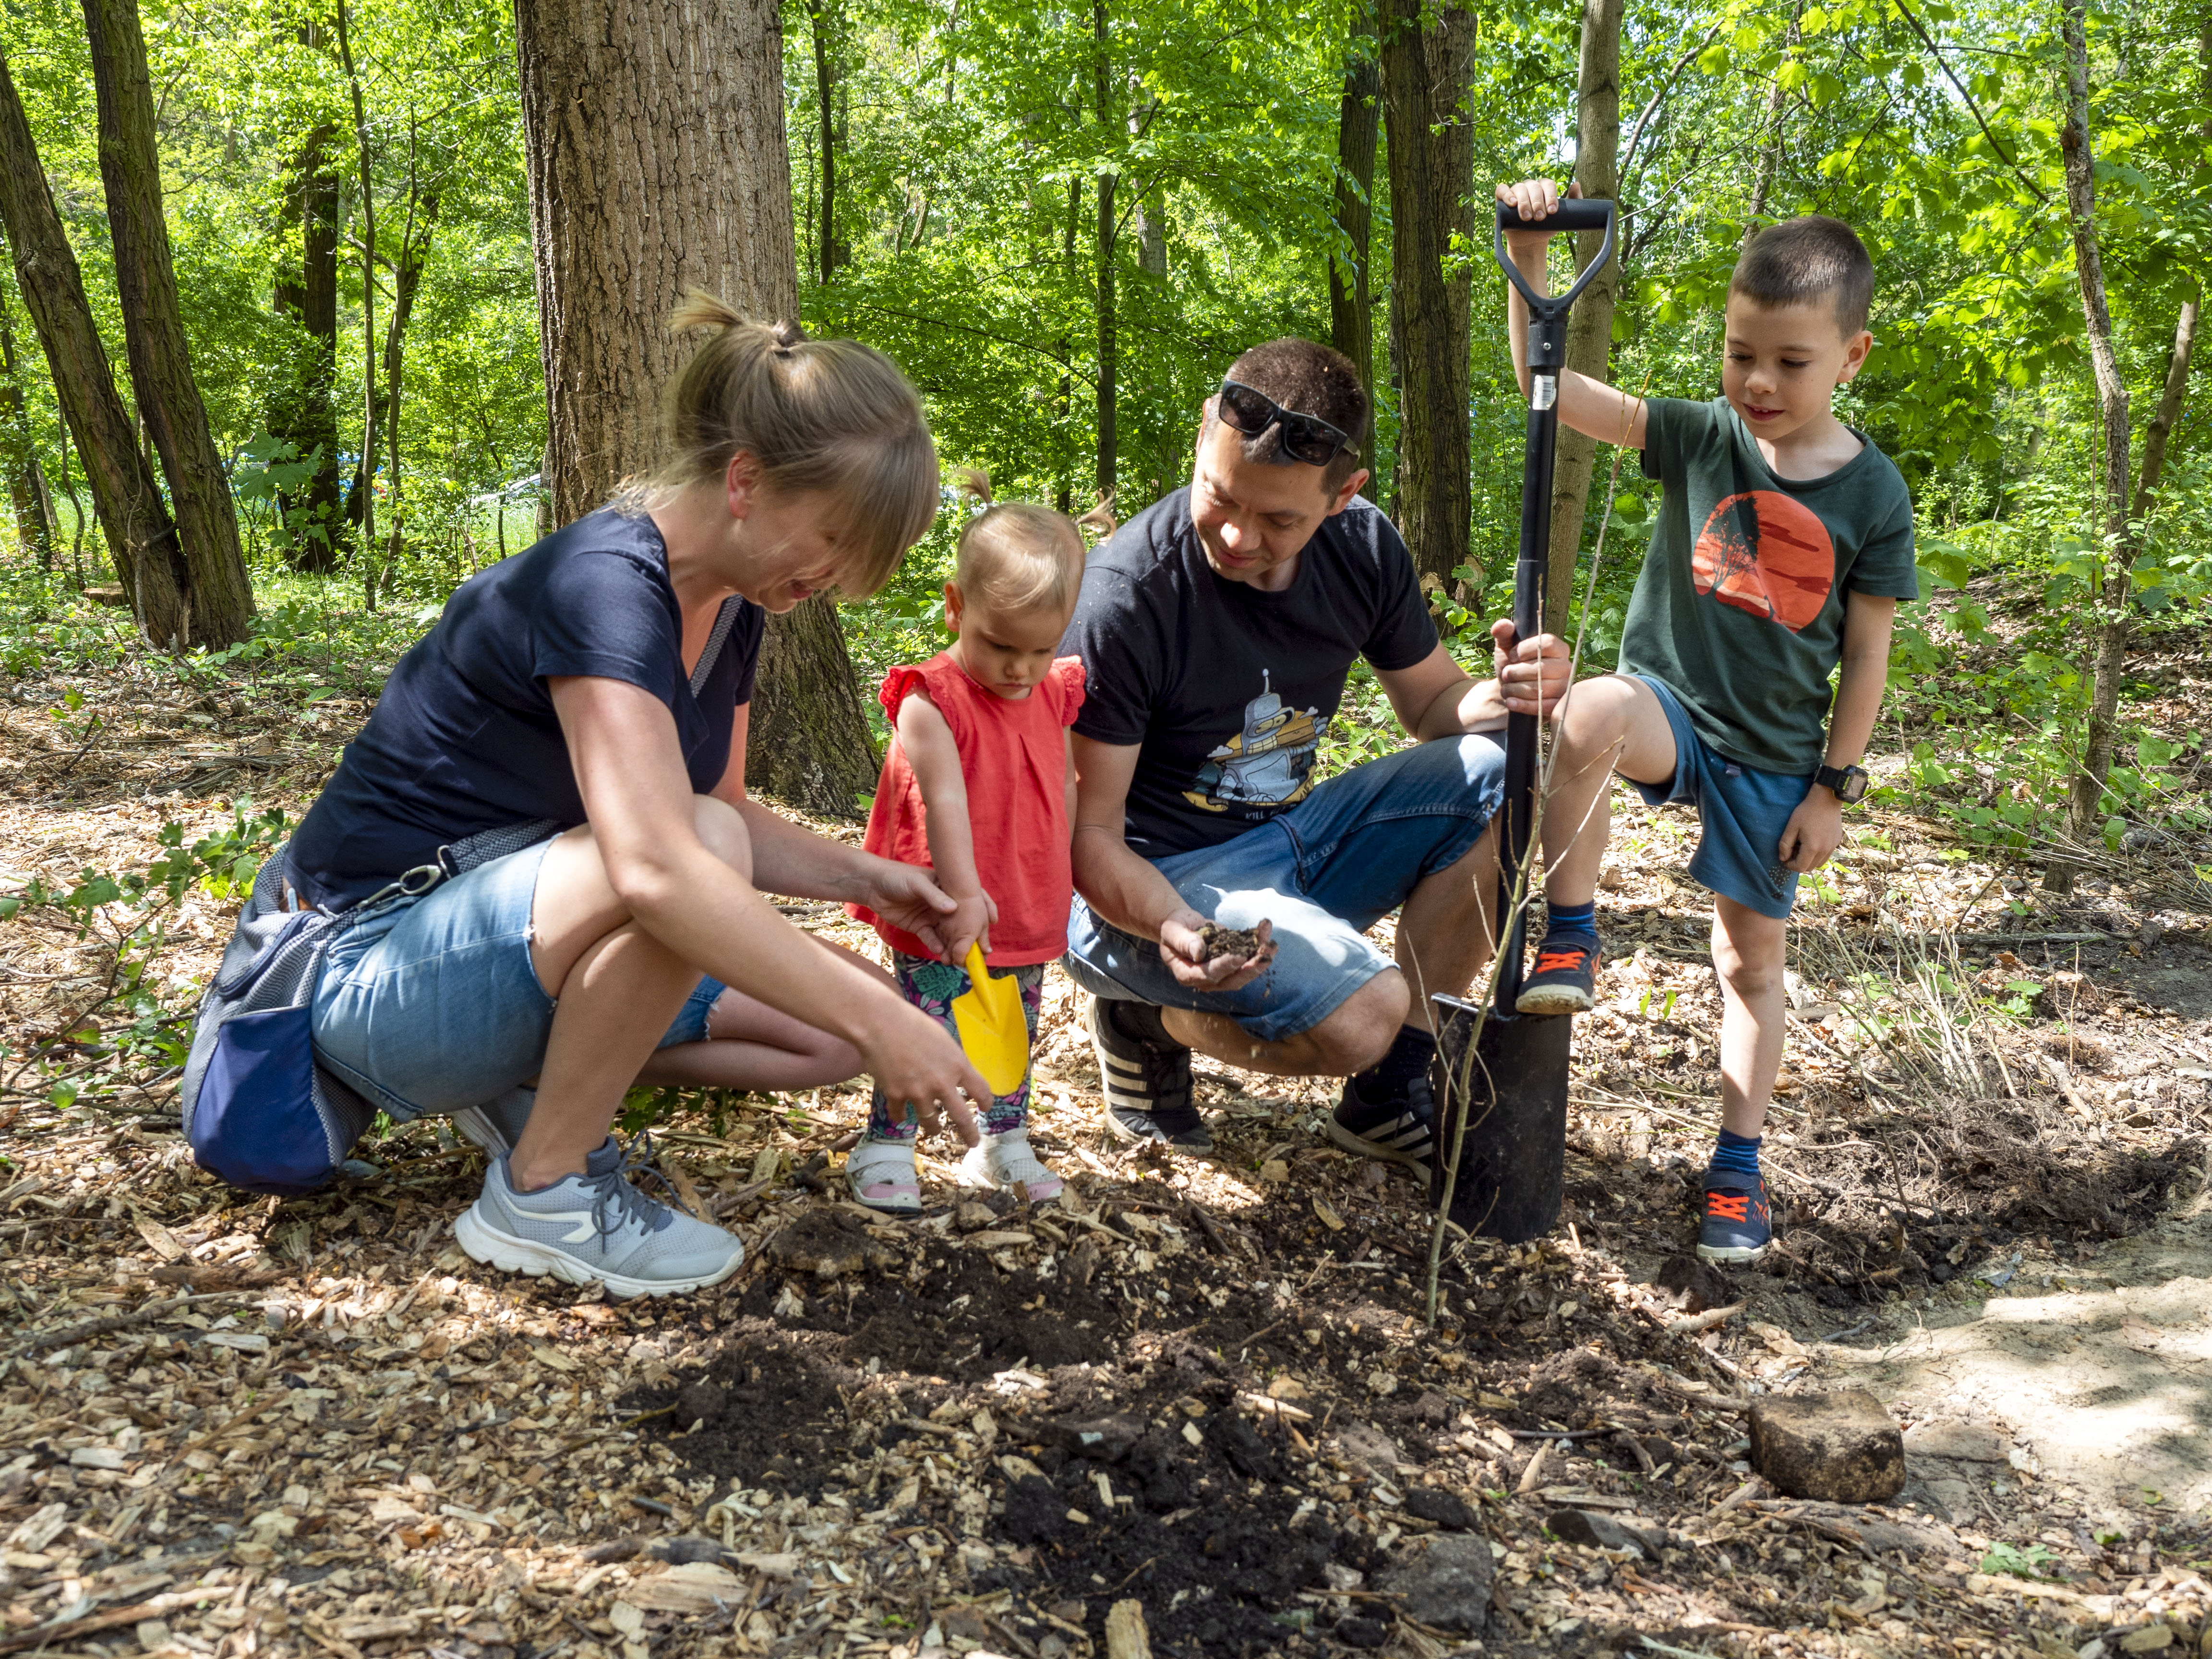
1195 921 1266 963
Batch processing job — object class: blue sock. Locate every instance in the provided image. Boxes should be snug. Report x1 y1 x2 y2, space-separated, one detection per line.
1708 1128 1762 1185
1544 899 1597 941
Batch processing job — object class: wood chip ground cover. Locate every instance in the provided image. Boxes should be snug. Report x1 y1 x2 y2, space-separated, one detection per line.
1 644 2211 1659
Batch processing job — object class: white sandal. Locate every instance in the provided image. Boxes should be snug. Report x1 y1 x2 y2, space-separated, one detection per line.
957 1129 1064 1204
846 1136 921 1214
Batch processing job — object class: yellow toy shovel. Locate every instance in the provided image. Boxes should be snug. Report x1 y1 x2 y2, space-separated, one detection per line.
954 943 1029 1096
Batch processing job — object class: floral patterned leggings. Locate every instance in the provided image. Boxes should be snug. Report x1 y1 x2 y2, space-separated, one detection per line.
866 951 1043 1142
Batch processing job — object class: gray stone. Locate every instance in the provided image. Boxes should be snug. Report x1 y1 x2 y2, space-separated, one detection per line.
1378 1534 1493 1634
1902 1420 2008 1463
648 1534 730 1565
1750 1389 1906 1504
1922 1477 1976 1524
1544 1508 1663 1557
1337 1420 1401 1479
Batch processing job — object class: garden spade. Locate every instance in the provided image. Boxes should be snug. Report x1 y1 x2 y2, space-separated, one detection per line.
1428 193 1615 1246
954 943 1029 1096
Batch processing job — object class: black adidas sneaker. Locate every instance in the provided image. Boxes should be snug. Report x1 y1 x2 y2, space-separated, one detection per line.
1086 994 1212 1151
1327 1073 1434 1181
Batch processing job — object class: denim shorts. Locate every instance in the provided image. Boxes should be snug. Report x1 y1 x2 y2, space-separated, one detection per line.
311 838 728 1120
1626 674 1815 921
1063 733 1504 1042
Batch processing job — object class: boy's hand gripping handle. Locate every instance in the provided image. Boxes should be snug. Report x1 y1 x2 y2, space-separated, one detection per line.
1494 199 1617 380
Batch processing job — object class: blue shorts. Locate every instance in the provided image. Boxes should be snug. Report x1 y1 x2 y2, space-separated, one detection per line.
1626 675 1814 921
1063 733 1504 1042
311 837 728 1120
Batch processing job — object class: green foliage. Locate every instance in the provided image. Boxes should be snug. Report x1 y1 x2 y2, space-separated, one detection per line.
1978 1541 2063 1580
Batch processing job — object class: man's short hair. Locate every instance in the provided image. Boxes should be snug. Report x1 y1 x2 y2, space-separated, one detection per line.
1730 216 1875 337
1214 338 1369 494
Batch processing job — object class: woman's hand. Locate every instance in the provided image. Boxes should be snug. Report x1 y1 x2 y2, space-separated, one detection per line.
1157 909 1275 992
1497 178 1576 251
862 999 988 1147
854 856 962 958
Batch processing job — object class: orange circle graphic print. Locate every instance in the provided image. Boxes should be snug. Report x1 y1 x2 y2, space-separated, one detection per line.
1690 491 1835 632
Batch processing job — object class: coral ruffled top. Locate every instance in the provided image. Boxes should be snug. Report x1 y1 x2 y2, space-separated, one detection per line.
848 653 1086 965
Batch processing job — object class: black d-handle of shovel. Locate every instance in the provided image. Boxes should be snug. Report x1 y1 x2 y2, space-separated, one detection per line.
1488 196 1616 1007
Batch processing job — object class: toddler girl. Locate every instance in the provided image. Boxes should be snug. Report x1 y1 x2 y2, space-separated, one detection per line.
845 476 1105 1211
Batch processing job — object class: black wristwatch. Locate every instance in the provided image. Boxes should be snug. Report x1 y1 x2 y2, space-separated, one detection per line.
1815 763 1871 805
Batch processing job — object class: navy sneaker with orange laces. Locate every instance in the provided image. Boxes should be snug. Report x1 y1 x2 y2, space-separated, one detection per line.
1515 931 1600 1016
1697 1173 1773 1263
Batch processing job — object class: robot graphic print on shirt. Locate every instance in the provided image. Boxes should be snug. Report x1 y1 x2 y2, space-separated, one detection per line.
1183 671 1323 814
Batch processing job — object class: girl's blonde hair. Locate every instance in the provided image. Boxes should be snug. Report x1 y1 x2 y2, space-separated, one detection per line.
950 469 1113 616
631 292 939 596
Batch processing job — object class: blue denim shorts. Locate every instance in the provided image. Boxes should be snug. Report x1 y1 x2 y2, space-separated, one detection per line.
311 838 728 1120
1063 733 1504 1042
1626 674 1815 921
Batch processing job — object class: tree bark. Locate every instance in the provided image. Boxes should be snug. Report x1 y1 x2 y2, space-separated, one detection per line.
0 274 59 562
332 0 380 607
270 114 344 573
1544 0 1623 637
0 50 186 638
1743 2 1803 235
1329 28 1380 481
2057 0 2133 852
1382 0 1475 600
80 0 254 646
516 0 879 816
1093 0 1117 506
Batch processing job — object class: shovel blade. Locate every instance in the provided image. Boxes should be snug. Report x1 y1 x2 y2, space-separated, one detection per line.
951 944 1030 1097
1425 994 1570 1245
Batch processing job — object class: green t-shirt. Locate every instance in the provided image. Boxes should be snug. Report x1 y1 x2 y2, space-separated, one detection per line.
1617 396 1918 774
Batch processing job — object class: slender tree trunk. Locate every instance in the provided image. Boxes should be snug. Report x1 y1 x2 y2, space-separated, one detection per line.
2057 0 2133 854
55 422 87 587
1093 0 1117 506
270 113 344 573
1329 27 1380 482
333 0 380 609
806 0 838 283
1544 0 1623 637
380 150 441 576
1743 2 1803 235
1382 0 1474 600
0 50 186 639
517 0 878 816
0 274 58 562
80 0 254 646
1056 176 1078 516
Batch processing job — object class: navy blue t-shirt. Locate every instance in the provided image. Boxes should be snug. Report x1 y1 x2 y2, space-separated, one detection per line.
1063 488 1437 857
289 508 765 908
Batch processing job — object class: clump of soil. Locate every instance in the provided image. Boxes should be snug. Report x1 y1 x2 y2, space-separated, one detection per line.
1197 921 1265 961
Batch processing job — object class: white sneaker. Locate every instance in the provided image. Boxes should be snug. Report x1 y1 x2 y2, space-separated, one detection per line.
846 1135 921 1214
454 1135 743 1298
956 1129 1063 1204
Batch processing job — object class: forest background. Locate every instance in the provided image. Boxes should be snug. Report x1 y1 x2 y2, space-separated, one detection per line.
0 0 2207 867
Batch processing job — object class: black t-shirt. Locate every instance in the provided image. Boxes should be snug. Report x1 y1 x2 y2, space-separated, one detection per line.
1063 487 1438 856
289 508 765 908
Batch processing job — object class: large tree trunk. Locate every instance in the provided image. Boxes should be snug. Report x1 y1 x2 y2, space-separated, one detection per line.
517 0 879 817
1329 30 1380 482
0 274 59 563
0 51 187 638
2057 0 2133 857
270 116 344 573
1093 0 1117 506
1544 0 1623 637
81 0 254 646
1382 0 1475 601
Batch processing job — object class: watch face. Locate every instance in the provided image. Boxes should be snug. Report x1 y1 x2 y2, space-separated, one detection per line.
1840 769 1869 804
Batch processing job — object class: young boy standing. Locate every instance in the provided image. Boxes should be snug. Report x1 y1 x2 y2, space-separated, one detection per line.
1495 180 1918 1263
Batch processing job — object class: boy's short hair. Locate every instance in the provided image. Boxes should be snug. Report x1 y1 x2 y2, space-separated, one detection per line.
1214 338 1368 494
1730 216 1875 337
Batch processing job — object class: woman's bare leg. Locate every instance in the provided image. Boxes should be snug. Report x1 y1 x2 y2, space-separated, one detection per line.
510 797 752 1190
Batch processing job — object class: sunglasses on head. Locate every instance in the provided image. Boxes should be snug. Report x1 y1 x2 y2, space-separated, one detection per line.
1214 379 1352 467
